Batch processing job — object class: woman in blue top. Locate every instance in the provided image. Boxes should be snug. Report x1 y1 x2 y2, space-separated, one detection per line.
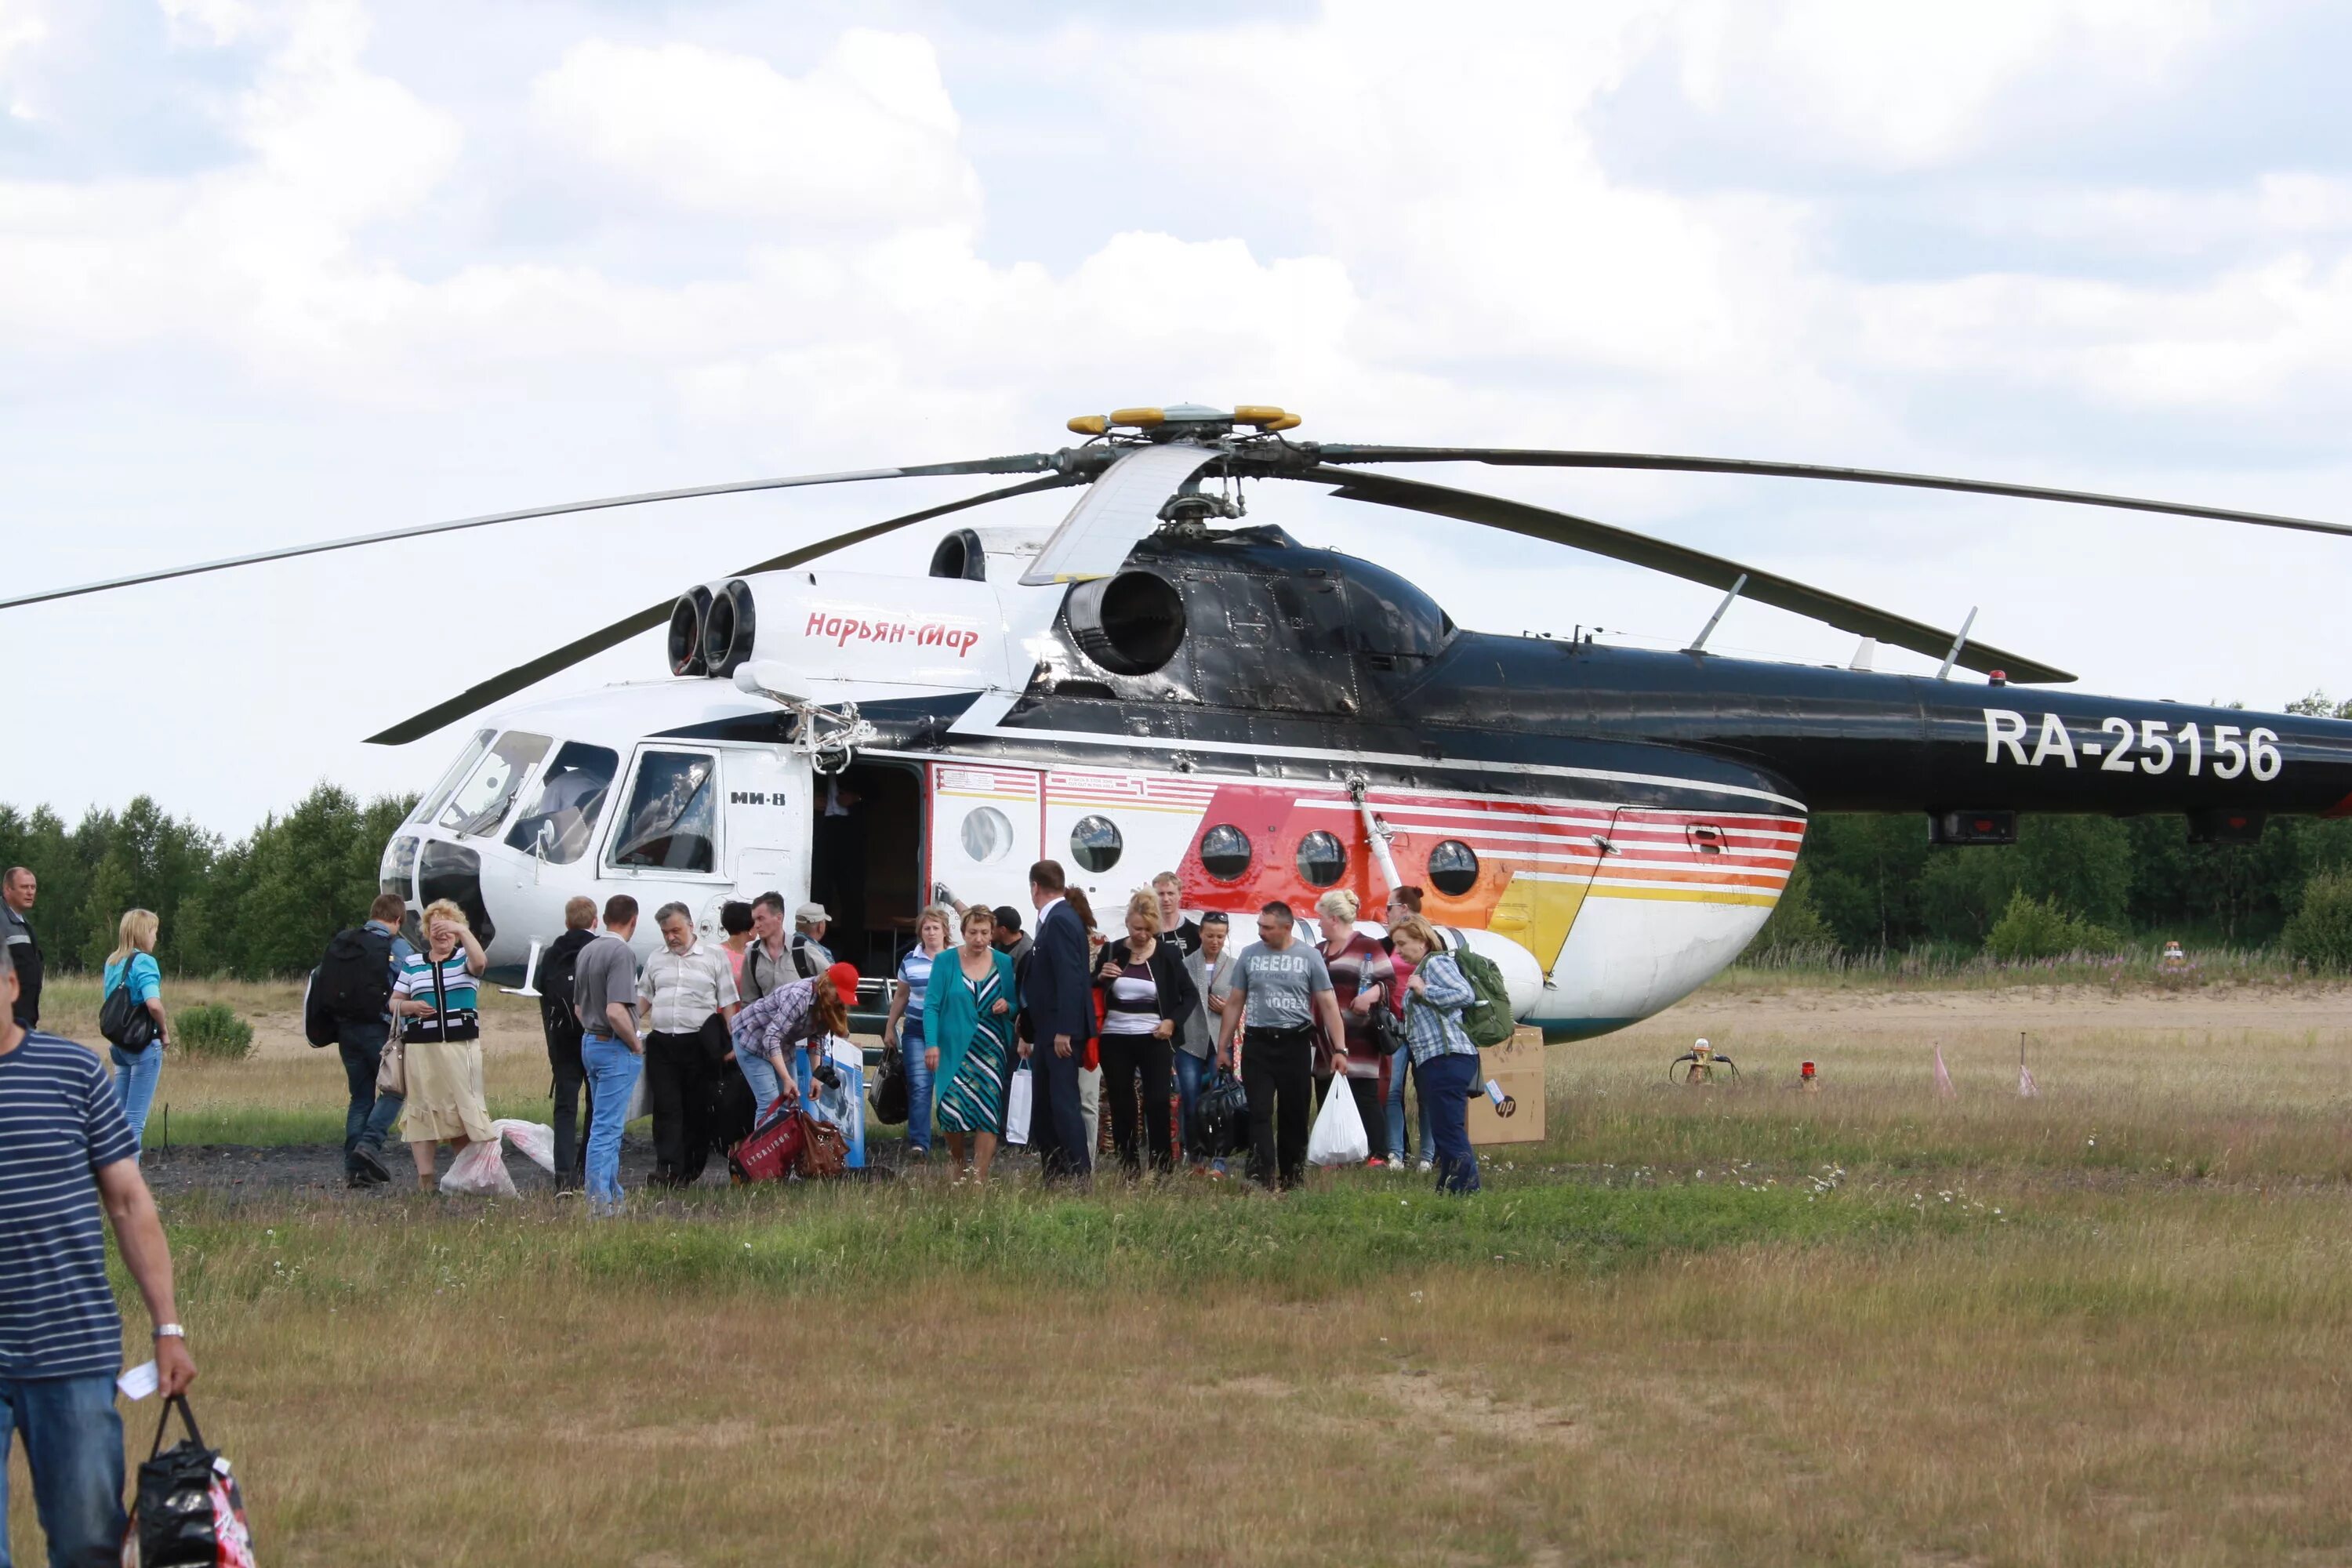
1388 915 1483 1196
390 898 493 1192
102 908 169 1149
924 906 1018 1185
882 903 953 1158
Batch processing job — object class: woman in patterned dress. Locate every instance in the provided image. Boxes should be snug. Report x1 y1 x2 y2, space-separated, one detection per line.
924 906 1019 1184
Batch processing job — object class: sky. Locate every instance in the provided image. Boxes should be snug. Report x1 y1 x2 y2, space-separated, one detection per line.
6 0 2352 833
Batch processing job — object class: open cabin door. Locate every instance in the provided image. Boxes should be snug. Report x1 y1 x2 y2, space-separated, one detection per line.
927 763 1044 927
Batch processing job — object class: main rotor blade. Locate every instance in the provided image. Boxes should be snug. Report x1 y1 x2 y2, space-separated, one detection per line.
364 472 1080 746
1020 443 1221 585
1301 466 2074 683
1312 446 2352 540
0 452 1061 612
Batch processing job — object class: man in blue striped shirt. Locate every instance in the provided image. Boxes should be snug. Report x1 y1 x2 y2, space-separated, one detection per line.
1 944 194 1564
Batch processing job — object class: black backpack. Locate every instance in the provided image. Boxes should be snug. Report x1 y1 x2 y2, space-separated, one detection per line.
539 935 586 1043
314 926 394 1027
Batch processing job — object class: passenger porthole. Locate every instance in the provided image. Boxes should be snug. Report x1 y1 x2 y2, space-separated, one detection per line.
961 806 1014 865
1428 840 1479 897
1296 830 1347 888
1070 815 1123 873
1200 824 1252 882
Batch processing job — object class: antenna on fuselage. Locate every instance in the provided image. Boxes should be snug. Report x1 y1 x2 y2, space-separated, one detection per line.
1935 607 1980 681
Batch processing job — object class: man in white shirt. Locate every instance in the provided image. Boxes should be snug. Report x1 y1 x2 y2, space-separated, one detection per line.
637 902 739 1187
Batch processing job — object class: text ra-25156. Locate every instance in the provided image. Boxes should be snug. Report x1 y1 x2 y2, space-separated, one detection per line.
1984 708 2282 779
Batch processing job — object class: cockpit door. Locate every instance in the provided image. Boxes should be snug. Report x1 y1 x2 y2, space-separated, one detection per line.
726 748 813 908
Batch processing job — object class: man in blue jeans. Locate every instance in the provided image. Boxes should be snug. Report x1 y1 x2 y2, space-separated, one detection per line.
572 895 645 1218
336 893 416 1188
2 944 196 1566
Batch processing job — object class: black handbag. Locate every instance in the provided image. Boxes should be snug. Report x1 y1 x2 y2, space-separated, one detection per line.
871 1037 909 1125
1190 1067 1250 1156
125 1394 254 1566
100 957 158 1051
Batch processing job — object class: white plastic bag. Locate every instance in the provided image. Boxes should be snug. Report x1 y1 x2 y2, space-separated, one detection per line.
1003 1066 1033 1145
438 1120 556 1196
1307 1076 1369 1167
493 1118 557 1174
441 1137 517 1197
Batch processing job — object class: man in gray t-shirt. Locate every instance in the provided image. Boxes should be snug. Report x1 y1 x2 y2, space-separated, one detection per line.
573 933 642 1048
573 898 647 1216
1215 902 1348 1189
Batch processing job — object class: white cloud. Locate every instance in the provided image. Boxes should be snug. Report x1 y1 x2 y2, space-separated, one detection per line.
5 0 2352 826
1671 0 2216 167
528 32 978 228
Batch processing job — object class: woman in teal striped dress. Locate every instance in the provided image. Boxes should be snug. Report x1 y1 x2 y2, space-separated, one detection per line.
925 905 1019 1185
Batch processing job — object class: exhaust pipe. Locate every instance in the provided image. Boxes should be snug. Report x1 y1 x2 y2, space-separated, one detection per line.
666 586 713 677
702 578 757 677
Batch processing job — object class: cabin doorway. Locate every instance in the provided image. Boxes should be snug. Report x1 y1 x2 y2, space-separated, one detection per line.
808 760 926 978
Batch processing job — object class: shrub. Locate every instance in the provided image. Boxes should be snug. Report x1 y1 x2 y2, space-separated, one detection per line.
2284 869 2352 971
173 1001 255 1061
1982 890 2120 962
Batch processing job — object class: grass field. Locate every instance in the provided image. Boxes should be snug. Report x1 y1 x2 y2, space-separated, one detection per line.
13 981 2352 1565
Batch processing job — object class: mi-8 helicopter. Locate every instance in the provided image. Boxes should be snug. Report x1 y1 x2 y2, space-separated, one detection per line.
13 403 2351 1040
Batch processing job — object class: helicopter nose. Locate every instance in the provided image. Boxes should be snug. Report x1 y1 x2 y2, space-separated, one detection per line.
417 838 498 947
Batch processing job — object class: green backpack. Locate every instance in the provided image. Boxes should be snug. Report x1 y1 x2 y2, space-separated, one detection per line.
1447 945 1517 1048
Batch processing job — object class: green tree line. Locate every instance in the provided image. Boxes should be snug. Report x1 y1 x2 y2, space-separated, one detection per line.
0 786 415 978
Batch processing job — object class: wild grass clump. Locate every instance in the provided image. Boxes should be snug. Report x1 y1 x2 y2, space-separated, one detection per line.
171 1001 255 1060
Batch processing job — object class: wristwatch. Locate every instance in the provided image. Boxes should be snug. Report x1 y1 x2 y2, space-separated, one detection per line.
153 1323 185 1339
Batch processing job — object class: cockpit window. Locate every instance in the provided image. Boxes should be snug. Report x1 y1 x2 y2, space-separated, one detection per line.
412 729 492 826
437 731 552 837
610 750 717 873
504 742 619 866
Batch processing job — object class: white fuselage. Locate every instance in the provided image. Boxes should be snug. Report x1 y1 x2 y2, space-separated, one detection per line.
381 557 1800 1039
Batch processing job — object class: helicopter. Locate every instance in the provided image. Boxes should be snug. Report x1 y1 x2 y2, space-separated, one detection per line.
13 401 2352 1040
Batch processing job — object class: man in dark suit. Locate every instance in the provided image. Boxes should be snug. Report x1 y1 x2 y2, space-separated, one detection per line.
1021 859 1092 1182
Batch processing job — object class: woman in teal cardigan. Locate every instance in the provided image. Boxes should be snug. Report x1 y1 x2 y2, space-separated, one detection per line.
924 905 1021 1183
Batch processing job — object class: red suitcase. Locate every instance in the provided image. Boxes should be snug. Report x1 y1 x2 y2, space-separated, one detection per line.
728 1100 804 1184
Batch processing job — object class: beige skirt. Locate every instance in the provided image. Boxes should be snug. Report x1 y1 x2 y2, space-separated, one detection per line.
400 1037 496 1144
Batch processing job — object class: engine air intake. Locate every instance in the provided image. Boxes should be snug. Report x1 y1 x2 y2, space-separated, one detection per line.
929 528 988 583
1064 571 1185 677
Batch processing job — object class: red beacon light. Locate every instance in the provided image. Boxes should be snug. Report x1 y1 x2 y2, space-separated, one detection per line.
1987 670 2009 686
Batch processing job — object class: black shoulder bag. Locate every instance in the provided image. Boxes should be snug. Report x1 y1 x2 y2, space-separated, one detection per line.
100 957 158 1051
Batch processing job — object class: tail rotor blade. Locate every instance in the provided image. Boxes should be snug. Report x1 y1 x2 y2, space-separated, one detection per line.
363 472 1079 746
0 452 1061 613
1312 446 2352 539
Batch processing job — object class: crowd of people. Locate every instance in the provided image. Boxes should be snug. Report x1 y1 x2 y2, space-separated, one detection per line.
2 854 1494 1213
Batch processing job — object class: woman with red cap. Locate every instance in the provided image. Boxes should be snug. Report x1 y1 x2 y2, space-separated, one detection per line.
728 961 856 1122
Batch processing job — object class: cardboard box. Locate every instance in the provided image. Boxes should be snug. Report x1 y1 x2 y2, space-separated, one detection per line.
1467 1025 1547 1145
